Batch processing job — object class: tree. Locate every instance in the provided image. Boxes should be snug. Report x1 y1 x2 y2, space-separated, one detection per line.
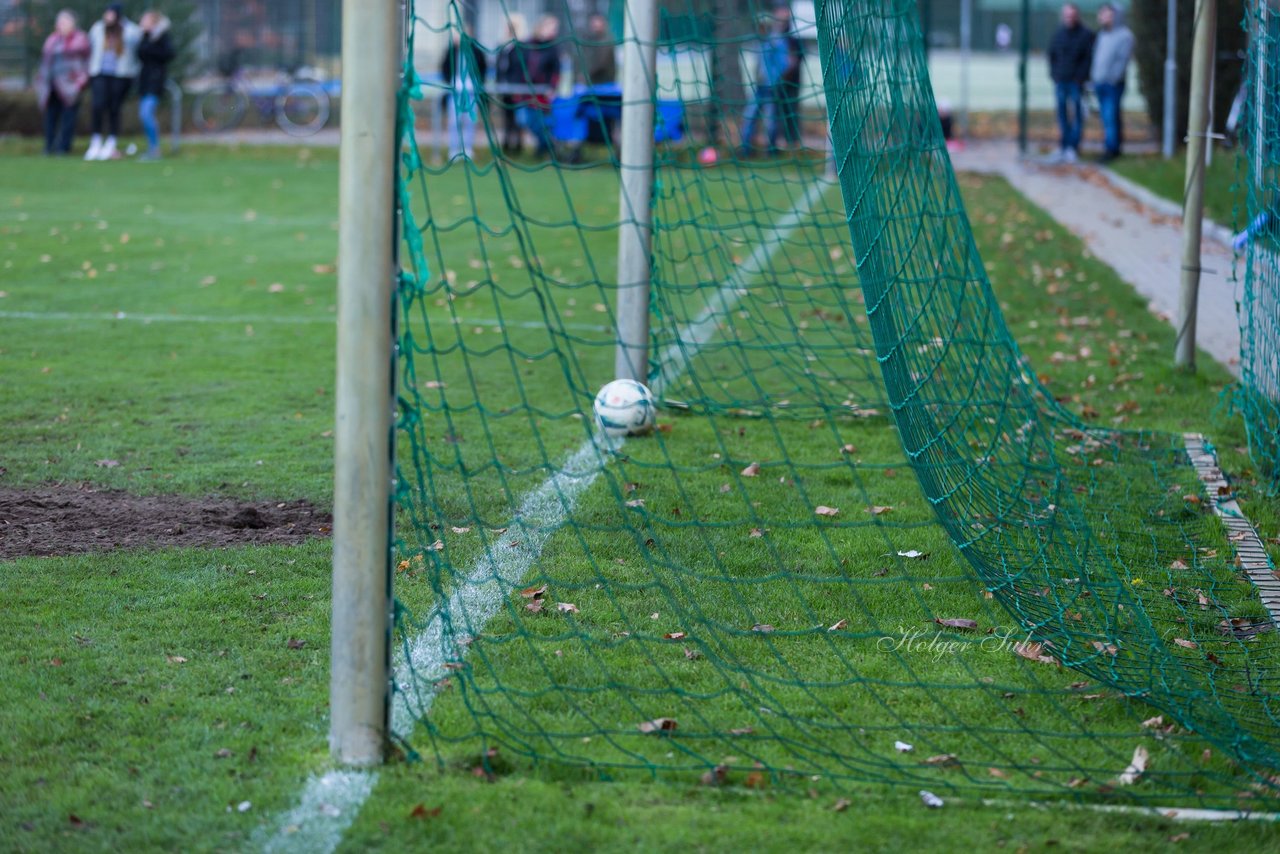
1129 0 1247 141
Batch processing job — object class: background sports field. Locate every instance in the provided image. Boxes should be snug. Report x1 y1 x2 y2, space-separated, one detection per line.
1 140 1278 851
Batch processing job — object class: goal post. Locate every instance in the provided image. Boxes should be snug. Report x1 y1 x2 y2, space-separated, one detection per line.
330 0 400 766
614 0 659 383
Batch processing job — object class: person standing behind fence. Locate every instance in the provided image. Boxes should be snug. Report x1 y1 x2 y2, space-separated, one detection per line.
581 13 616 87
524 16 562 157
1091 3 1134 163
441 24 488 161
774 5 805 151
738 13 788 158
35 10 90 157
495 14 529 155
85 4 141 161
1047 3 1094 164
136 10 174 162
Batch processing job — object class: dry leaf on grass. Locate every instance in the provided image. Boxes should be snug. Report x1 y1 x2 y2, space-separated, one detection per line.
638 718 678 734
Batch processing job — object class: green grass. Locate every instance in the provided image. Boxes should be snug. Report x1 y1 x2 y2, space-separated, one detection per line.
1 140 1277 851
1108 150 1243 230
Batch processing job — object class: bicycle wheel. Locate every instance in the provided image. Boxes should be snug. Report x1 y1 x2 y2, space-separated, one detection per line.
193 85 248 132
275 83 330 137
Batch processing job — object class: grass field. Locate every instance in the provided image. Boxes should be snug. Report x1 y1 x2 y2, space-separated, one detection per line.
1109 151 1243 231
2 140 1278 852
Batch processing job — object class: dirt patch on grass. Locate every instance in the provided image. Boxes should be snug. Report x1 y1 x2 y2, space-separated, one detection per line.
0 485 331 560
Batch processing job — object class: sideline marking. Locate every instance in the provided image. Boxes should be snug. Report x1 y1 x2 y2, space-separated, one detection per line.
260 178 831 853
0 308 607 334
1185 433 1280 625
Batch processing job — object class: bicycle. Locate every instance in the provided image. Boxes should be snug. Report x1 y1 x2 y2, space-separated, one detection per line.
192 65 333 137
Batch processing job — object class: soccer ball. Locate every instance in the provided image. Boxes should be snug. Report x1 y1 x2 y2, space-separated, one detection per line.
593 379 657 437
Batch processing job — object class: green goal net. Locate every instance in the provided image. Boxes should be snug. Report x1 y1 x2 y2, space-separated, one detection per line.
389 0 1280 806
1238 0 1280 492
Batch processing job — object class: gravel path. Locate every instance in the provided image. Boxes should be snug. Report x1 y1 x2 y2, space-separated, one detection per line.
951 141 1241 376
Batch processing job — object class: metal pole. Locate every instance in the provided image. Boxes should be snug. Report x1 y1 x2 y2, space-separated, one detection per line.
166 80 182 154
1018 0 1030 155
1164 0 1178 159
615 0 658 383
960 0 972 140
331 0 399 765
1176 0 1216 371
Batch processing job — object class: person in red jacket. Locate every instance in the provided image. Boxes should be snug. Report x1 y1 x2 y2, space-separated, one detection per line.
34 10 91 156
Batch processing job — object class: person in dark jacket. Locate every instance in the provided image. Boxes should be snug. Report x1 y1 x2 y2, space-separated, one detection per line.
1046 3 1094 163
523 15 562 157
440 24 488 161
494 14 529 154
136 10 174 161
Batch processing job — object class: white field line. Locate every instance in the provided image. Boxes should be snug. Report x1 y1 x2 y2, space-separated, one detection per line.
0 309 607 334
253 770 376 853
259 178 830 854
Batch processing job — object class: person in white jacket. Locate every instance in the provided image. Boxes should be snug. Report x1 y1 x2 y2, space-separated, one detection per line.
85 3 142 161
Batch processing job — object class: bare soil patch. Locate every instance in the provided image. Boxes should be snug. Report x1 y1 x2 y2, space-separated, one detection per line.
0 485 331 560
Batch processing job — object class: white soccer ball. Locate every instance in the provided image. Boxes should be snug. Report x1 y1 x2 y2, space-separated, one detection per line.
593 379 656 437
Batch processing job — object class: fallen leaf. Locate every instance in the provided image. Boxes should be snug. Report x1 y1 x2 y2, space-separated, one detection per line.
555 602 578 614
638 718 678 734
1141 715 1165 729
525 600 544 614
166 655 188 664
214 748 233 759
95 459 120 468
814 505 840 517
751 624 775 634
828 619 848 631
409 803 443 820
1169 833 1190 843
286 638 306 650
728 727 754 735
832 798 852 812
1013 641 1056 665
700 765 729 786
519 585 547 599
749 527 764 538
988 767 1008 779
683 647 701 660
741 462 761 477
1091 640 1119 656
744 769 767 789
866 505 893 515
934 618 978 631
663 632 686 640
924 753 960 767
1173 638 1197 649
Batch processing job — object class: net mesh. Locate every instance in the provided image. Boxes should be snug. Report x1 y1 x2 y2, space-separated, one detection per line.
389 0 1280 804
1238 0 1280 493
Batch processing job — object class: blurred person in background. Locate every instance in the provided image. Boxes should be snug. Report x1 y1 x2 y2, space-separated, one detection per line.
495 13 529 155
1046 3 1094 163
136 10 175 162
34 9 91 156
440 22 488 161
85 3 142 161
1090 3 1134 163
